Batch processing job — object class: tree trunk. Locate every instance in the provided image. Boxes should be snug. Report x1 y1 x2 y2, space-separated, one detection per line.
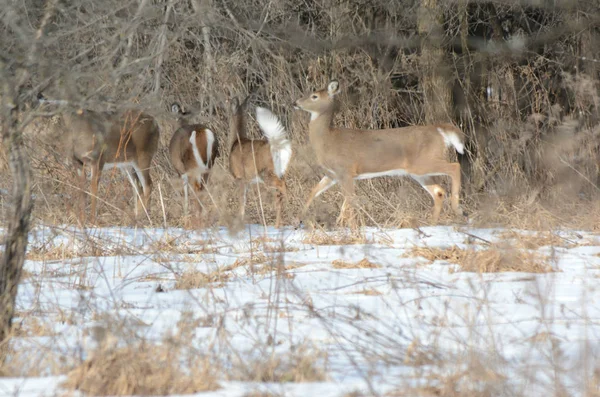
192 0 215 113
418 0 451 123
153 0 175 94
0 0 56 364
0 109 34 362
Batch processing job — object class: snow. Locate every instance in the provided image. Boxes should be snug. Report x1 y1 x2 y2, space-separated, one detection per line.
1 225 600 396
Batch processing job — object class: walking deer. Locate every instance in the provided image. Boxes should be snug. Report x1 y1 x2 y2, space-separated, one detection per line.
169 103 219 219
228 96 292 227
38 95 160 223
294 80 466 226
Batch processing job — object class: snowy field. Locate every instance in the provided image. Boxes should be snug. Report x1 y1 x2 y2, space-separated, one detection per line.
1 224 600 396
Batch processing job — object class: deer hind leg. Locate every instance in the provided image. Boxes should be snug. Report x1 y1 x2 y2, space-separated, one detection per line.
89 161 104 225
236 179 248 221
409 161 465 220
133 163 152 219
264 172 287 228
124 165 143 218
446 162 465 217
73 157 87 224
191 173 207 216
412 175 445 224
182 174 190 217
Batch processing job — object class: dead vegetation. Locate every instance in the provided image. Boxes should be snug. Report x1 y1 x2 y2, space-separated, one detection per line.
26 241 109 261
174 268 230 289
494 230 576 249
332 258 381 269
303 229 373 246
62 341 219 395
230 344 327 383
407 244 553 273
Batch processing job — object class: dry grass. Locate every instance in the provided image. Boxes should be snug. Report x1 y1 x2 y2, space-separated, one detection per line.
231 344 327 383
303 229 372 246
350 288 383 296
63 342 219 395
332 258 381 269
406 244 553 273
13 316 55 338
495 230 575 249
26 241 110 261
263 243 300 253
243 392 285 397
174 268 231 289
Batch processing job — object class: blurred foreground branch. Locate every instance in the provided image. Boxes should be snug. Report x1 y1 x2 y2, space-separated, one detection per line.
0 0 57 363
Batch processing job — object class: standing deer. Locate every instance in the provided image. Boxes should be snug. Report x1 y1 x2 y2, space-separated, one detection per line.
38 96 160 223
228 97 292 227
169 103 219 219
294 80 465 226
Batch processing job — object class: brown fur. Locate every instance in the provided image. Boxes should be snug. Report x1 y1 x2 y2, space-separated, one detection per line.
295 81 465 225
228 97 287 227
64 109 160 223
168 104 219 218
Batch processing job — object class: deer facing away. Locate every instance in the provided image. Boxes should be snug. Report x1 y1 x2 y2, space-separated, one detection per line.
294 80 465 225
169 103 219 219
228 97 292 227
40 96 161 223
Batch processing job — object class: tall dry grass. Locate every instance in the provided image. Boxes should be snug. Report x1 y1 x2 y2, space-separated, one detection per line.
0 1 598 231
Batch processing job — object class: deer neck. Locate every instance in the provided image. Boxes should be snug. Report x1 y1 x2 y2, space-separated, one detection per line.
228 112 247 151
308 109 334 143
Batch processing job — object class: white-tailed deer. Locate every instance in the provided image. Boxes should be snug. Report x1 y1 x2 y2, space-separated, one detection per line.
228 97 292 227
294 80 465 225
169 103 219 219
38 95 160 223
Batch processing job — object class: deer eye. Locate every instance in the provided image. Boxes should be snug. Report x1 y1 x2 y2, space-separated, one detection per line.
311 95 318 100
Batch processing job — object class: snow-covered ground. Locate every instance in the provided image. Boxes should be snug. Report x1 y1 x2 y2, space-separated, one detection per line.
1 225 600 396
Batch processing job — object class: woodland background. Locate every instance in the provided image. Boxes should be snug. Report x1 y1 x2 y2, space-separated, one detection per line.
1 1 600 393
1 0 599 229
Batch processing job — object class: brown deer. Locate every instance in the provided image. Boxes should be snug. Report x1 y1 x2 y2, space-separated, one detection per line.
38 95 160 223
169 103 219 219
228 97 291 227
294 80 466 226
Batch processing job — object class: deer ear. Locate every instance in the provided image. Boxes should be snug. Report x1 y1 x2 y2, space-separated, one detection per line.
327 80 340 97
171 103 181 114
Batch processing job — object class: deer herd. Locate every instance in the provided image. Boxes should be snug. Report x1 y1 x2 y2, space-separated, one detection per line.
37 80 466 228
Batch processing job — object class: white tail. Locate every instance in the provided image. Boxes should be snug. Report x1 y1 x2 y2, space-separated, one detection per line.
169 103 219 218
228 97 291 227
437 127 465 154
294 80 465 225
255 106 292 178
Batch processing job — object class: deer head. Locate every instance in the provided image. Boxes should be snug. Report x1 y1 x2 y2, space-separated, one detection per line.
294 80 340 120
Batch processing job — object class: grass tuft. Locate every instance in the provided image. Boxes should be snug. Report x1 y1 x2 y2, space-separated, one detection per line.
62 341 219 395
407 244 552 273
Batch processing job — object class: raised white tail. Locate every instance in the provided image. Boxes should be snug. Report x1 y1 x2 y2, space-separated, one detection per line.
436 127 465 154
256 106 292 178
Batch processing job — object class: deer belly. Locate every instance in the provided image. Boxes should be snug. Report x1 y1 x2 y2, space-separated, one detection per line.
103 161 136 170
355 169 408 180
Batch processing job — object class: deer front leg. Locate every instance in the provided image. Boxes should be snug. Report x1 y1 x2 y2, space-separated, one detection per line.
337 176 356 229
302 176 337 217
